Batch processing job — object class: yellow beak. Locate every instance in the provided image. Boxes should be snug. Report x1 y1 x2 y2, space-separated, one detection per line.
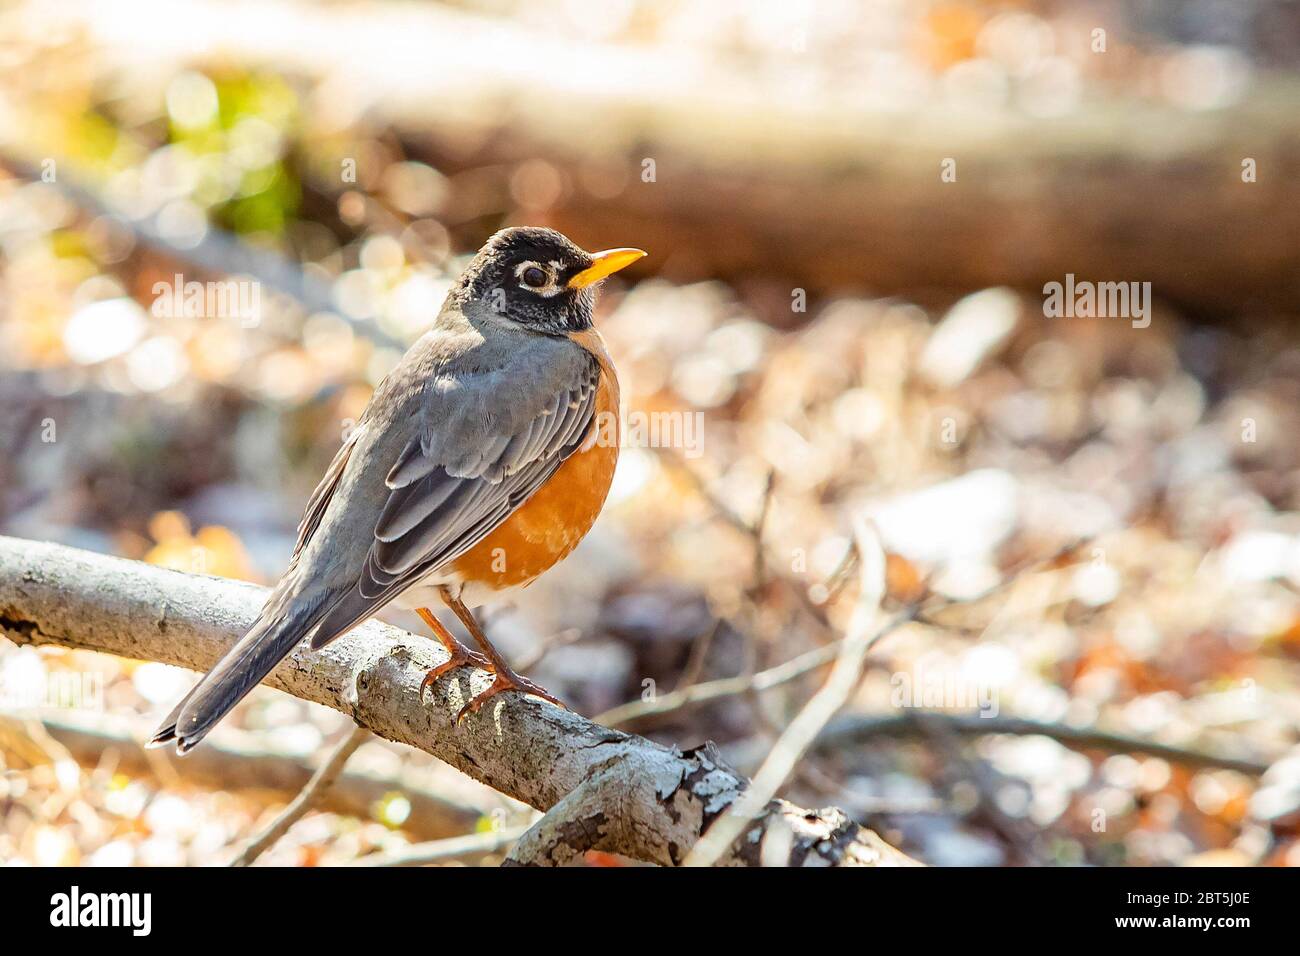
567 247 647 289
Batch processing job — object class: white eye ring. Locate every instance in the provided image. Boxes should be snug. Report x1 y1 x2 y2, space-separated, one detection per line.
515 260 563 296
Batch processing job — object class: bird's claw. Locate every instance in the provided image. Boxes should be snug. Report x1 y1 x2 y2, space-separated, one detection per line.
454 670 567 724
420 648 492 697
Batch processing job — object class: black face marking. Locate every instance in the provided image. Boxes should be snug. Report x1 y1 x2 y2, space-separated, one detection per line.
454 226 597 334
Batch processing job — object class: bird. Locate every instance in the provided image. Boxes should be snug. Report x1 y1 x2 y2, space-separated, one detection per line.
149 226 645 753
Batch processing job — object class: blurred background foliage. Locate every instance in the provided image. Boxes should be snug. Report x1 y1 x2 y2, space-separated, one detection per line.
1 0 1300 867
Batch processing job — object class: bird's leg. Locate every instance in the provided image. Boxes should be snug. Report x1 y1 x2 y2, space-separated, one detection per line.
416 607 491 696
438 587 567 721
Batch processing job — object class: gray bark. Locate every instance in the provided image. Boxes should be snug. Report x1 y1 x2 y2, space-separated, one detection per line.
0 536 916 867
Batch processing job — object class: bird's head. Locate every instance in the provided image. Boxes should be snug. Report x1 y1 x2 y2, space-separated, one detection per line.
455 226 645 334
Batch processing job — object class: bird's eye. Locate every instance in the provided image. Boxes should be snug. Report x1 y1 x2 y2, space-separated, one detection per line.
522 266 548 288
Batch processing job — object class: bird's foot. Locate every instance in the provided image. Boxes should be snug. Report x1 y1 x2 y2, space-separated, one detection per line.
454 664 566 724
420 645 492 697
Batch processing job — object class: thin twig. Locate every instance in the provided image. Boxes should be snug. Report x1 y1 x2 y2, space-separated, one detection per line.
513 627 582 672
913 712 1046 865
675 618 724 692
589 624 880 729
590 536 1080 730
816 542 860 606
793 760 946 816
350 824 532 867
229 724 371 866
912 536 1087 630
591 589 962 728
655 449 838 627
684 519 889 867
749 469 776 597
815 712 1272 776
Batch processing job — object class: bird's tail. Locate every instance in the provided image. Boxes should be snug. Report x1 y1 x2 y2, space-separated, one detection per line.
148 603 322 754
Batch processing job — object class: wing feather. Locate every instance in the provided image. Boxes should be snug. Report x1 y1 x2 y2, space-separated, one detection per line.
306 345 602 648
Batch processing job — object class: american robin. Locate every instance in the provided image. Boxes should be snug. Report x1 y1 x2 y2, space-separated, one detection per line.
150 227 644 753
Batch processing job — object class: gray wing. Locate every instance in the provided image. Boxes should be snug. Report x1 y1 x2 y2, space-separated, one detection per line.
301 337 601 647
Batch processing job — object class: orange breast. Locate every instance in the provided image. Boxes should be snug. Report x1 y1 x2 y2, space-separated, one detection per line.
450 352 619 591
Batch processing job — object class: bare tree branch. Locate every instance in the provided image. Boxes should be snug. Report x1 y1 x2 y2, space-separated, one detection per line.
230 725 371 866
354 824 533 867
655 449 839 629
0 536 917 867
591 638 845 729
815 712 1272 776
685 519 889 866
